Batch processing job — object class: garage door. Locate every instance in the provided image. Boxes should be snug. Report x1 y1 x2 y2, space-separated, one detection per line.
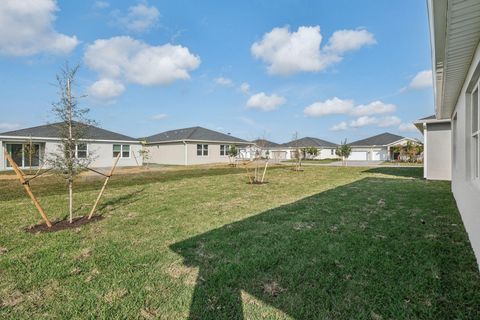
271 151 287 160
349 151 368 161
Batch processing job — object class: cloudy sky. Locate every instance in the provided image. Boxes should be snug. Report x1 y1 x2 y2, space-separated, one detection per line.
0 0 433 143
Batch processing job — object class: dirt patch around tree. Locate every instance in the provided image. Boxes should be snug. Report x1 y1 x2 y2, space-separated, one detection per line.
25 215 103 233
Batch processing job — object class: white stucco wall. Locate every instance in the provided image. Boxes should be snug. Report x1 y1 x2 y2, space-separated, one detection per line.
146 143 186 165
449 41 480 265
1 139 141 170
425 122 451 180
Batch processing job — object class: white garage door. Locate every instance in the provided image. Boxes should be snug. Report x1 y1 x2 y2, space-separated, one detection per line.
372 150 387 161
349 151 368 161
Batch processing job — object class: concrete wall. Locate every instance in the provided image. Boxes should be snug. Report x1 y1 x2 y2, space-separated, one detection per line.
425 122 451 180
449 41 480 265
1 139 141 170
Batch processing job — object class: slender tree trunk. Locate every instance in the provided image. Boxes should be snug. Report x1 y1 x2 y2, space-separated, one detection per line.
67 78 74 223
69 179 73 223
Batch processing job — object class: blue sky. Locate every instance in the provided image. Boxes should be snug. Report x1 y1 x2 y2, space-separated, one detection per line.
0 0 433 143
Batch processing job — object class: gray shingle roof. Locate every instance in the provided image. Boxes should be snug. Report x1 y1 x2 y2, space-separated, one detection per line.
144 126 248 144
252 139 280 148
0 122 138 142
348 132 406 146
281 137 337 148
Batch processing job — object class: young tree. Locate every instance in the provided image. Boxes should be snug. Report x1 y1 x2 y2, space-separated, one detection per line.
336 139 352 166
138 140 151 168
304 147 319 160
292 132 303 171
23 136 36 172
49 64 95 223
228 144 238 166
248 138 269 183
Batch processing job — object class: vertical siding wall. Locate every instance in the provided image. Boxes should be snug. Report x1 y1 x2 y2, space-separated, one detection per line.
426 123 451 180
451 42 480 264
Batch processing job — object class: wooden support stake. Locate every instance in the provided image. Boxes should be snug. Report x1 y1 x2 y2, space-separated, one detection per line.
132 150 140 166
87 153 121 219
261 161 269 183
4 150 52 227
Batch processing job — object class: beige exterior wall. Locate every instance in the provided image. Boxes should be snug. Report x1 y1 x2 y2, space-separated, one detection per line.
1 139 141 170
186 143 234 165
147 142 249 165
146 143 187 165
449 41 480 265
425 122 451 180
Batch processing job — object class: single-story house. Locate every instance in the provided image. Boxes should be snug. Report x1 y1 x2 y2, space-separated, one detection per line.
250 139 287 161
347 132 420 161
143 126 253 165
427 0 480 264
414 115 451 180
0 122 142 171
280 137 339 160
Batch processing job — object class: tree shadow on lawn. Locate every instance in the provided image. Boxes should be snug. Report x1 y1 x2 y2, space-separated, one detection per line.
365 167 423 179
170 177 480 319
96 188 145 214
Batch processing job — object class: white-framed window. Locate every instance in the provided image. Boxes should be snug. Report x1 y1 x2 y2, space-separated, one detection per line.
197 144 208 156
220 144 230 156
472 88 480 179
113 144 130 158
330 149 334 155
75 143 88 159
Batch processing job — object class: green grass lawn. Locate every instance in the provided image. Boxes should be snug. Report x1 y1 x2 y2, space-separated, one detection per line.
0 166 479 319
283 158 340 164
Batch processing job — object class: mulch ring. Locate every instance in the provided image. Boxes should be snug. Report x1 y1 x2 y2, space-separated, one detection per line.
25 215 103 233
246 181 269 185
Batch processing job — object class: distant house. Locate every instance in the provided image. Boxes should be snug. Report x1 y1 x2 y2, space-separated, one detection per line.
280 137 339 160
0 122 142 171
414 115 451 180
143 126 252 165
348 132 420 161
250 139 286 161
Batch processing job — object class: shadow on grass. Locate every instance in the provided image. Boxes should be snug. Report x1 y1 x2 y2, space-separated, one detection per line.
365 167 423 179
170 177 480 319
97 188 145 213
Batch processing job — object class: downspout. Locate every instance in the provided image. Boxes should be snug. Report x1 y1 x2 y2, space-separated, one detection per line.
423 123 428 179
183 140 188 166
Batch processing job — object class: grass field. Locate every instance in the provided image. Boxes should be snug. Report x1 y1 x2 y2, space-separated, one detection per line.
0 165 479 319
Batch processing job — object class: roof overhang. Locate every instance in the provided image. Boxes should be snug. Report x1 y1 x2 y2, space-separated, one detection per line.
0 136 140 144
413 117 451 133
145 139 252 145
428 0 480 119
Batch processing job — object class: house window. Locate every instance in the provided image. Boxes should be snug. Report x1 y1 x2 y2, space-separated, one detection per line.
330 149 334 156
76 143 88 159
220 144 230 156
5 143 40 168
472 88 480 179
197 144 208 156
113 144 130 158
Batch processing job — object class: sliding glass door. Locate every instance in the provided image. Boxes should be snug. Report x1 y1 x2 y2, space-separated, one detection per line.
5 143 41 168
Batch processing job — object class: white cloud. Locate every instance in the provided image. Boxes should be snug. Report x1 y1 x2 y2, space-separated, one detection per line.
0 123 21 131
399 123 418 132
87 78 125 99
214 77 233 86
151 113 167 120
239 82 250 94
325 29 376 53
407 70 433 90
349 116 378 128
246 92 286 111
114 2 160 33
330 121 348 131
251 26 375 75
351 101 396 116
377 116 401 127
94 1 110 9
84 36 200 98
304 97 355 117
0 0 79 56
